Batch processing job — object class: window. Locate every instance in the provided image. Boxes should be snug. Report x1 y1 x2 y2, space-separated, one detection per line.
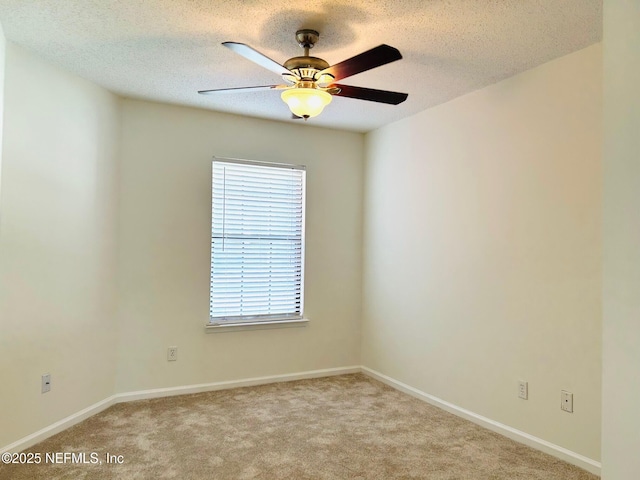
209 158 306 327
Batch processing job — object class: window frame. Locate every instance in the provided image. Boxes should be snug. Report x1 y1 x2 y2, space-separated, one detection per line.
207 157 307 330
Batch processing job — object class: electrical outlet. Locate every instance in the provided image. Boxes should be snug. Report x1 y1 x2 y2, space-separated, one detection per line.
42 374 51 393
561 390 573 413
167 346 178 362
518 380 528 400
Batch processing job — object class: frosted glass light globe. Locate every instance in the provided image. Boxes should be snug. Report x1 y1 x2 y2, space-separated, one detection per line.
281 88 332 118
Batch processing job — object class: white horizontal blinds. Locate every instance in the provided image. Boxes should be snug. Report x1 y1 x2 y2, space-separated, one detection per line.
210 159 305 323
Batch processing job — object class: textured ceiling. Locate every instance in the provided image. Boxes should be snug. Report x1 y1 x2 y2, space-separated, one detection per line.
0 1 601 132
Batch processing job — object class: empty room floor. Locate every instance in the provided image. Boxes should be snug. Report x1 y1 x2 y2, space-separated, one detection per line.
0 374 597 479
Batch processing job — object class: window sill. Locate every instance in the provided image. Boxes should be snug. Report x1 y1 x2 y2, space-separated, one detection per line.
205 318 310 333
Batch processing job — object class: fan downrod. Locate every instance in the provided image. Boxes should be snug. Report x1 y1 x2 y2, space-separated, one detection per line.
283 29 329 75
296 29 319 56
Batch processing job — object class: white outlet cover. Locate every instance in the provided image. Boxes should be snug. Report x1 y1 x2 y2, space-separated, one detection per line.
167 347 178 361
561 390 574 412
518 380 528 400
41 374 51 393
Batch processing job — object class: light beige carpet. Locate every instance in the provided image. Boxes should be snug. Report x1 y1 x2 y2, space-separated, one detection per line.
0 374 598 479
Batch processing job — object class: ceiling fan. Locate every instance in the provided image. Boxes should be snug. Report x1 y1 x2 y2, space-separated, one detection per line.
198 29 408 120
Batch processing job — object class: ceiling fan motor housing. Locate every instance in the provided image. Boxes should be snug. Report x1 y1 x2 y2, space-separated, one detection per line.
283 56 330 81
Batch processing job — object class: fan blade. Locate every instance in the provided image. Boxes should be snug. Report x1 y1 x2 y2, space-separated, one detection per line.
198 85 283 95
331 84 408 105
320 45 402 81
223 42 290 76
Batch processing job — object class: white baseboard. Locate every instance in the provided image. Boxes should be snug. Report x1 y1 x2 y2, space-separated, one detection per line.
0 395 117 455
113 366 361 402
1 366 360 454
361 366 601 476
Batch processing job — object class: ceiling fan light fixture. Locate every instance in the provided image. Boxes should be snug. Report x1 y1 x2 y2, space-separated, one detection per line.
200 33 407 119
281 87 332 119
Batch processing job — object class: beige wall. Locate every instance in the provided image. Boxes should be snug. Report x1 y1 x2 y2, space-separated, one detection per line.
115 100 363 392
362 44 602 460
0 21 5 203
602 1 640 478
0 44 120 447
